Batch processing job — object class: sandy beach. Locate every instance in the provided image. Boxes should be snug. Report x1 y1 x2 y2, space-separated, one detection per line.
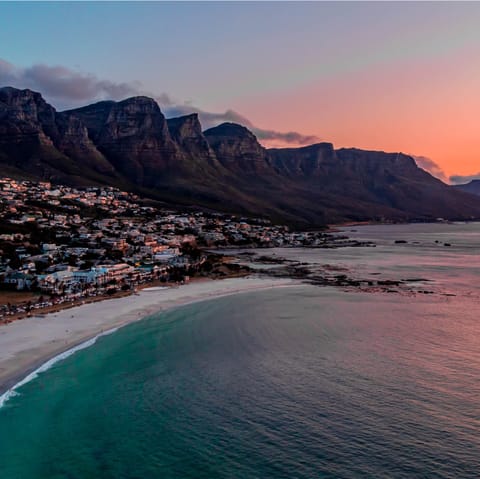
0 276 299 397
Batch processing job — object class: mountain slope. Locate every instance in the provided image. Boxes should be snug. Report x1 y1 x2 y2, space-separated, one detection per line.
267 144 480 221
453 180 480 196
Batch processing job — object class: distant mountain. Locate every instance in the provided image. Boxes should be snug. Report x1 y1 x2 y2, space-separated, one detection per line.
2 86 480 226
453 180 480 196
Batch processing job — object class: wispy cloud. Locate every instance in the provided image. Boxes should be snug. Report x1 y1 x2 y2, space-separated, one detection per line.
412 155 448 183
449 173 480 185
164 104 319 145
0 58 318 147
253 128 319 146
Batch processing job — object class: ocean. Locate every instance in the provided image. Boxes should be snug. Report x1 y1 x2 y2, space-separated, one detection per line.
1 222 479 478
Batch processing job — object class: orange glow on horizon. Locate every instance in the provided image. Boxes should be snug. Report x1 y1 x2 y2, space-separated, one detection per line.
240 44 480 182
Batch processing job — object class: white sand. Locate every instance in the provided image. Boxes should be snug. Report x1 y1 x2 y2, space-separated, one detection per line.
0 276 298 394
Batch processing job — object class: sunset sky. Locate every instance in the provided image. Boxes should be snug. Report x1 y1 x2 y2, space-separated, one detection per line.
1 2 479 183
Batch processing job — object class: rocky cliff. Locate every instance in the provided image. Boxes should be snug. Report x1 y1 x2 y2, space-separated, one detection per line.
1 86 480 225
0 86 115 183
204 123 273 175
66 97 178 187
0 86 61 160
167 113 227 174
268 145 480 221
55 113 115 176
269 143 337 177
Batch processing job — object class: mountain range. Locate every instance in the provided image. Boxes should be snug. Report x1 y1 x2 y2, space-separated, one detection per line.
1 86 479 226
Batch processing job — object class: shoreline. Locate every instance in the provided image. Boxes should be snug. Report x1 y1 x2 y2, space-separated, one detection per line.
0 276 300 400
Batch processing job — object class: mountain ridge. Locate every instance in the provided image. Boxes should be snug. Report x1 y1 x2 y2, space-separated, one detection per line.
1 86 479 226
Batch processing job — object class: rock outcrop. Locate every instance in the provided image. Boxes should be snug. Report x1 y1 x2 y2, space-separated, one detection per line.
0 86 112 182
55 113 115 176
269 143 337 177
167 113 219 169
204 123 272 175
66 97 179 187
0 86 59 154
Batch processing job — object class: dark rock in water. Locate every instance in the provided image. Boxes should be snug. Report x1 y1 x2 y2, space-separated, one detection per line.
395 240 408 244
256 255 287 264
444 243 451 246
377 280 402 286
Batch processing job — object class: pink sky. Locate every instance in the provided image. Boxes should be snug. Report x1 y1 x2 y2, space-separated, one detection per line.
3 2 480 182
236 42 480 180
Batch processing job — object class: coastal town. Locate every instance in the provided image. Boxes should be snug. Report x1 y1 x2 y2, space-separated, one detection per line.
0 177 346 320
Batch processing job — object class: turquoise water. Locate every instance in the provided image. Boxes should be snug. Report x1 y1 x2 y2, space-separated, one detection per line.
1 223 480 478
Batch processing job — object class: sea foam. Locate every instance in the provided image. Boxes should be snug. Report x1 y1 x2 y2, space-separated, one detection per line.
0 327 118 409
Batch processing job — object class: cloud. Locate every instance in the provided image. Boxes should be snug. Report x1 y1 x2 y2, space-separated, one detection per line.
412 155 448 183
24 64 141 102
0 58 148 108
0 59 16 82
253 128 319 145
449 173 480 185
1 58 318 146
